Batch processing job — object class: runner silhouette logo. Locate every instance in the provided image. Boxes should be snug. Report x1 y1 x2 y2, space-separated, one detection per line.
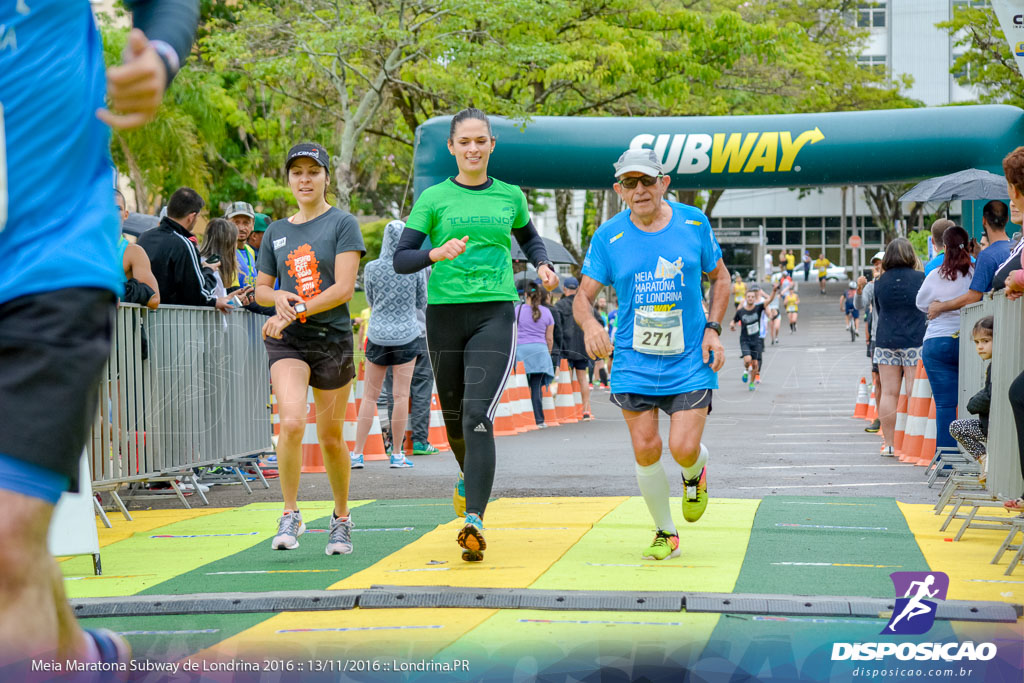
882 571 949 635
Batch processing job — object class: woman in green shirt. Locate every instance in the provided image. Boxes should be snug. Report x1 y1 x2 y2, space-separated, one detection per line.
394 108 558 562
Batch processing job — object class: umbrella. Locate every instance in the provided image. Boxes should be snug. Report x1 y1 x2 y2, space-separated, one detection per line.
121 212 160 237
899 169 1009 202
511 236 577 265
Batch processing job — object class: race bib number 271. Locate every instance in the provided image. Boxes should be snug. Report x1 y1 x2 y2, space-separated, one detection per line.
632 308 684 356
0 104 7 233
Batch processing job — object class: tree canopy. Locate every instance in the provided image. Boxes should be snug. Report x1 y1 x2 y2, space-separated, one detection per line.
102 0 937 255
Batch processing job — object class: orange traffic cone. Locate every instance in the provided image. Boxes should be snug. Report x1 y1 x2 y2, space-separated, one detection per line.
555 360 578 424
299 387 324 473
865 387 878 422
572 376 584 420
899 362 931 462
915 400 937 466
493 369 520 436
515 362 537 432
893 377 909 453
271 387 324 473
351 361 388 461
363 409 389 461
428 384 451 451
343 388 357 452
542 383 559 426
853 378 869 419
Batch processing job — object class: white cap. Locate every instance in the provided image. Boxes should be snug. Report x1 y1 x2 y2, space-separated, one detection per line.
871 251 885 263
613 148 664 178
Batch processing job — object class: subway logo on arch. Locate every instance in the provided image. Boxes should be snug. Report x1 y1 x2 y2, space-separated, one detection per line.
629 128 824 175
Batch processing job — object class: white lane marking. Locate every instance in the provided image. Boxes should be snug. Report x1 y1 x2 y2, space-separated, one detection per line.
736 482 928 489
766 432 876 437
746 464 915 469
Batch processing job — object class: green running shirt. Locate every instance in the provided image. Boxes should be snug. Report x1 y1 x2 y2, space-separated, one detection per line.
406 177 530 304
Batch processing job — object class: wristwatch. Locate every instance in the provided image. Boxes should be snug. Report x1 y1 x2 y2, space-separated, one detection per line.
537 259 555 272
705 322 722 335
293 301 308 323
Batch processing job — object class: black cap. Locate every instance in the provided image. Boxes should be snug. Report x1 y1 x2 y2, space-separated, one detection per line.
286 143 330 171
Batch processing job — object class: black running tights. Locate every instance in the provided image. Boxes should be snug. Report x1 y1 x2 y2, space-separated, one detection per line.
426 301 515 518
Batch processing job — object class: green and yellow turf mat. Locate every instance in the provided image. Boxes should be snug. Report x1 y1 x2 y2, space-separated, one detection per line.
62 495 1022 669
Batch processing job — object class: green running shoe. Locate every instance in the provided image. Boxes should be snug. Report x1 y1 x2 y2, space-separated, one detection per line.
453 472 466 517
412 441 440 455
641 530 680 560
682 467 708 523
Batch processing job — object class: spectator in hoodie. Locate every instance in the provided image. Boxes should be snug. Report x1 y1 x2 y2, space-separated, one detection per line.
351 220 426 470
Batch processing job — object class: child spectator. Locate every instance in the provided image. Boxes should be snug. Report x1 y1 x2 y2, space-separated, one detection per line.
949 316 992 484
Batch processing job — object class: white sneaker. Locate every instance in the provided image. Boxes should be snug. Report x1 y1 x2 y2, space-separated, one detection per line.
271 510 305 550
325 516 354 555
880 446 895 458
178 481 210 493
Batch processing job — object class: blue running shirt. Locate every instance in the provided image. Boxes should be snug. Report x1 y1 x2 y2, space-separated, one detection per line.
0 0 123 304
582 201 723 395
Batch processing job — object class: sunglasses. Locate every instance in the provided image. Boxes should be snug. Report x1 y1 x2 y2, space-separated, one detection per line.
617 175 662 189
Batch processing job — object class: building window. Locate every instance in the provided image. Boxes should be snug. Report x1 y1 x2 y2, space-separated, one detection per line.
803 216 822 228
720 217 742 229
865 229 882 243
785 217 804 228
952 52 976 83
856 2 886 28
826 229 842 245
857 55 887 75
766 230 783 246
765 217 783 228
952 1 991 12
785 229 802 245
805 229 823 246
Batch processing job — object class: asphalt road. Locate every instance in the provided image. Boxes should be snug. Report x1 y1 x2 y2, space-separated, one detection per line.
131 279 938 512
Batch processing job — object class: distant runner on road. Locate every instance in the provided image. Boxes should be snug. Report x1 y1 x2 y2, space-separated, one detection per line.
574 148 730 561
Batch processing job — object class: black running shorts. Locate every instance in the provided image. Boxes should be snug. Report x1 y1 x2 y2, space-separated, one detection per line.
265 330 355 390
0 287 116 490
611 389 713 415
740 338 763 361
365 338 420 367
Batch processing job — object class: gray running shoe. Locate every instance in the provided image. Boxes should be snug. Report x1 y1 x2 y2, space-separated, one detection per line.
325 516 354 555
271 510 305 550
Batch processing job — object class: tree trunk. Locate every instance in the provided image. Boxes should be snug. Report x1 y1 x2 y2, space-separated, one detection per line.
705 189 724 219
555 189 582 266
117 135 150 214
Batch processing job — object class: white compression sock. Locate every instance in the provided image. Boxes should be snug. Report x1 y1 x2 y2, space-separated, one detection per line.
635 460 677 535
681 443 708 481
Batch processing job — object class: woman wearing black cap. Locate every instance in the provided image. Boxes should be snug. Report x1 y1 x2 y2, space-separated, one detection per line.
254 143 366 556
393 108 558 562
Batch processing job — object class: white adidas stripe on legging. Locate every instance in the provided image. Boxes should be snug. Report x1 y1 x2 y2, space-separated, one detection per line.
486 318 518 423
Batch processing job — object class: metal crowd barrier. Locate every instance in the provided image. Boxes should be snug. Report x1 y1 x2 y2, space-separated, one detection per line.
957 292 1024 501
89 304 272 495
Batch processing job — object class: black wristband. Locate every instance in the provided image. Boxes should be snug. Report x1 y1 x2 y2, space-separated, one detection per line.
705 322 722 335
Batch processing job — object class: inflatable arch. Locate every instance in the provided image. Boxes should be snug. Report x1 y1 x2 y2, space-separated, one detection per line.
413 105 1024 197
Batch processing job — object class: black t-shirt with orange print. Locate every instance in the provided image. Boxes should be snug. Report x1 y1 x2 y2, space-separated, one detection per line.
257 206 366 338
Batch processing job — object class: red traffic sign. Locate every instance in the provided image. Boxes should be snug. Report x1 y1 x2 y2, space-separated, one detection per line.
848 235 862 248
